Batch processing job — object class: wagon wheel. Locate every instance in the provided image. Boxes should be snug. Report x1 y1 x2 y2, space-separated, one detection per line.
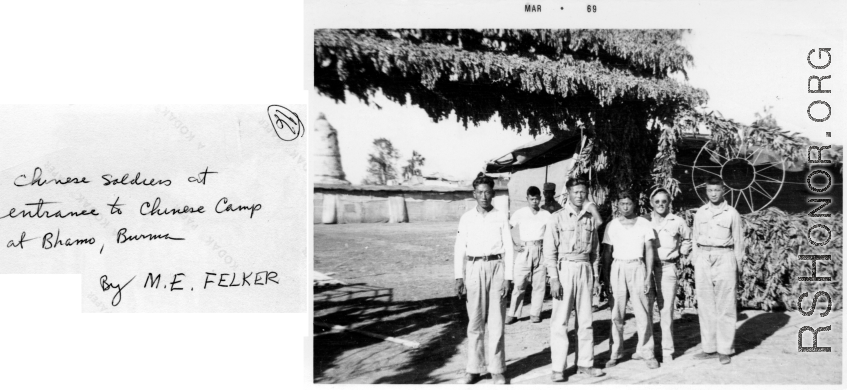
688 141 786 214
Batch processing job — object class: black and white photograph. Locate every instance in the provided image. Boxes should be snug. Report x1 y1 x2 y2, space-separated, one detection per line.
309 13 843 385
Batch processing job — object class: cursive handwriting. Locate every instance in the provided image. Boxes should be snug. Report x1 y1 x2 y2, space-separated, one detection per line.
100 274 136 307
214 197 262 218
117 228 185 243
0 199 99 220
102 173 172 186
267 105 304 142
14 167 90 187
139 197 205 216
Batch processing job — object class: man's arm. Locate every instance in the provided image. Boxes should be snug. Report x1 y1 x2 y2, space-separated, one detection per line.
679 218 692 256
690 211 700 260
502 215 515 282
643 233 655 294
732 209 745 272
543 214 562 299
453 216 468 298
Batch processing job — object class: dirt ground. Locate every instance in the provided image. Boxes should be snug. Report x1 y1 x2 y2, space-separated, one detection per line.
314 222 842 385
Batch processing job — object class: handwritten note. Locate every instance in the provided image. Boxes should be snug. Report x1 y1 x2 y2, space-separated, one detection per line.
0 105 306 312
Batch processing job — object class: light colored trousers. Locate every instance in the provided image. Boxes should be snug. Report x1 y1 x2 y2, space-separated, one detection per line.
609 259 655 360
550 261 595 371
694 248 737 355
508 242 546 318
465 258 507 375
654 260 679 356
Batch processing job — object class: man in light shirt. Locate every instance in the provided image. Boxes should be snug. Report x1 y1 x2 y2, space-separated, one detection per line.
454 173 514 385
545 176 605 382
647 187 691 361
602 191 659 369
506 186 551 325
691 177 744 365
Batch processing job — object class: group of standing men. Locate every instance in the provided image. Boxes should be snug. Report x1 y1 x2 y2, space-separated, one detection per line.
454 174 744 384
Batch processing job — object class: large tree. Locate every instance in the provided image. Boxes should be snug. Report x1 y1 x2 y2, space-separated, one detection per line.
315 29 802 203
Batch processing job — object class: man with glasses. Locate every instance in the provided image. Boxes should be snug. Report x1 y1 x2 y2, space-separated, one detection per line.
647 187 691 362
454 173 514 384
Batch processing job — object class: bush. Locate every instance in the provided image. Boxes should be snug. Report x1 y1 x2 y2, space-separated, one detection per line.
674 208 842 312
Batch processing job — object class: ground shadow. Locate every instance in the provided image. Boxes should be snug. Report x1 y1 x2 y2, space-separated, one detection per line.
734 311 791 355
314 283 469 384
506 311 635 379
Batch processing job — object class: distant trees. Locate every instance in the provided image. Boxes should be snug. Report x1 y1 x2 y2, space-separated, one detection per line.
362 138 400 185
361 139 427 185
402 151 426 181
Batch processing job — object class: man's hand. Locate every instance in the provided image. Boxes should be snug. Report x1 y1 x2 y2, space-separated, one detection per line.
550 278 563 300
500 281 513 300
592 278 600 297
515 245 525 253
603 277 611 297
455 278 466 300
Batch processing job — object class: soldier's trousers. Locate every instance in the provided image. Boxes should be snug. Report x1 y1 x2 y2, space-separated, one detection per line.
508 242 546 318
550 260 595 371
465 258 507 375
694 248 737 355
609 259 655 360
654 260 679 356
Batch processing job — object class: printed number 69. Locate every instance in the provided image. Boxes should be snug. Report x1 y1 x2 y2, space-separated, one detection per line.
587 5 597 12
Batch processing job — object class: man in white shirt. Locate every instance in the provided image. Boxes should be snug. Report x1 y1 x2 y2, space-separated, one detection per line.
602 191 659 369
647 187 691 361
506 186 551 325
454 173 514 385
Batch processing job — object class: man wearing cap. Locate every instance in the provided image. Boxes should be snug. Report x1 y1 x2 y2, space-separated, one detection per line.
454 173 514 384
541 182 563 213
691 177 743 365
647 187 691 362
602 191 660 369
506 186 551 325
545 176 605 381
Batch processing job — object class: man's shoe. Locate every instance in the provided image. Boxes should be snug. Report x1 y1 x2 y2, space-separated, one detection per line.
551 371 565 382
632 353 643 361
693 352 718 360
505 316 517 325
718 354 731 365
577 366 605 377
663 352 674 361
645 358 660 369
458 373 479 384
530 316 541 323
491 374 507 384
605 359 617 368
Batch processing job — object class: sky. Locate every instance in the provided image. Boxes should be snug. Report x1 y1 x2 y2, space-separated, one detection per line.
312 30 844 185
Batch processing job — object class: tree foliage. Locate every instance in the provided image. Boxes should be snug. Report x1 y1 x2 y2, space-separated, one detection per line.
363 138 400 185
316 29 811 204
402 150 426 181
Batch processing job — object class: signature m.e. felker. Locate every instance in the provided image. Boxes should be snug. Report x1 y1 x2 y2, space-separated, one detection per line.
100 271 280 307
